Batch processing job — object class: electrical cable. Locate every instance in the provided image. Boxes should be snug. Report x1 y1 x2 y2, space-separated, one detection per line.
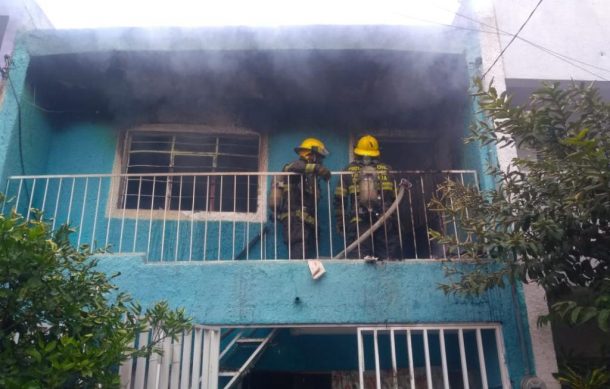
519 41 610 81
519 37 610 74
389 11 500 35
19 93 78 114
391 3 610 81
428 2 610 79
436 0 610 80
5 71 31 203
458 8 610 74
482 0 544 79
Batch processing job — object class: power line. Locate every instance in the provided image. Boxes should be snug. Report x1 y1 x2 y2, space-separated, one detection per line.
391 2 610 80
518 39 609 81
518 37 610 74
4 63 31 202
432 2 610 77
389 11 499 35
482 0 544 79
429 0 610 80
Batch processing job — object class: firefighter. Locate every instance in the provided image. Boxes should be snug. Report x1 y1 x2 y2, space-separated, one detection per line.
274 138 331 259
334 135 400 260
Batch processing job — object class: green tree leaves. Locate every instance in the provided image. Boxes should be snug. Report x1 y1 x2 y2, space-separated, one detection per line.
0 208 192 388
431 80 610 333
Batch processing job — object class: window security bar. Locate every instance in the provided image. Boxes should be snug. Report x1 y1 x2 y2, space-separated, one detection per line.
4 170 477 261
357 325 511 389
119 323 510 389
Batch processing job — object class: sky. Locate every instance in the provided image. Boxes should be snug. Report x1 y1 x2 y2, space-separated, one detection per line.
35 0 460 29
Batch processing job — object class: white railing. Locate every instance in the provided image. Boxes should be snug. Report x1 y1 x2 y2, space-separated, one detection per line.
120 323 510 389
4 170 477 261
120 324 218 389
357 324 511 389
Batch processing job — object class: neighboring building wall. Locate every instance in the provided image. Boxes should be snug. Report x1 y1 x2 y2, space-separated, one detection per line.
0 0 52 60
494 0 610 103
494 0 609 82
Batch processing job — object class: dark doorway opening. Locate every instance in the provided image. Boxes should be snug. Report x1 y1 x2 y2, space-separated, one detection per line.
375 134 455 259
242 371 331 389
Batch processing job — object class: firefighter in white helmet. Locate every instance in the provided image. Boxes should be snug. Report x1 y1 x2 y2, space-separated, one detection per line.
272 138 330 259
334 135 400 260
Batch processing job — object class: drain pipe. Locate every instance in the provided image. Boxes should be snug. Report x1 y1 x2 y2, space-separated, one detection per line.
333 179 411 259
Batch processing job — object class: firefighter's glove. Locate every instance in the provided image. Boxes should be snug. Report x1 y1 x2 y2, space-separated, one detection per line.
316 165 331 181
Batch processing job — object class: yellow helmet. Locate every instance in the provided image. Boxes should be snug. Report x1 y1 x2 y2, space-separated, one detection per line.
295 138 329 157
354 135 380 157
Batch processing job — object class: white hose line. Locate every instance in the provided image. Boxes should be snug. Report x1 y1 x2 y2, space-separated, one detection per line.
333 179 411 259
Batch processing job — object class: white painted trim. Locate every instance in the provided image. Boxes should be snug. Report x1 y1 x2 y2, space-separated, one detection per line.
107 124 269 223
197 322 507 330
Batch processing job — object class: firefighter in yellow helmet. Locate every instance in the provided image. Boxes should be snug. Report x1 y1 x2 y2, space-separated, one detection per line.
274 138 331 259
334 135 400 260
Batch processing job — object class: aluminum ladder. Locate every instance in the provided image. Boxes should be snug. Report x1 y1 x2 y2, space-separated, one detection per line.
217 328 277 389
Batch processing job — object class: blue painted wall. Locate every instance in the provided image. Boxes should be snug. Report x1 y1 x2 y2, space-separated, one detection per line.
95 255 527 387
0 46 53 186
5 122 353 259
46 122 117 174
461 30 500 191
0 28 537 386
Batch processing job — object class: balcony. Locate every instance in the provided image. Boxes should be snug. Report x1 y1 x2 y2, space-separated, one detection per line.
4 170 477 262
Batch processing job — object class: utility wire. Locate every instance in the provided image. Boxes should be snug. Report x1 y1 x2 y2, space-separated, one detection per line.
519 37 610 75
391 2 610 81
518 39 609 81
429 1 610 78
390 11 499 35
4 70 31 202
482 0 544 79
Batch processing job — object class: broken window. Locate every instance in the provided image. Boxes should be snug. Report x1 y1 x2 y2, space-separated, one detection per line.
120 130 260 213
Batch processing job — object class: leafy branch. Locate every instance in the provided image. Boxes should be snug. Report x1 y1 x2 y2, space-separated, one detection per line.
430 79 610 332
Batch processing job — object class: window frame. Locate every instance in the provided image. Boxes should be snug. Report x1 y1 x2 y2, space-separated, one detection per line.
108 124 268 222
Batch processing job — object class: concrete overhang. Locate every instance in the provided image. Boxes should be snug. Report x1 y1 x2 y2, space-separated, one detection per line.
22 26 472 130
22 25 469 56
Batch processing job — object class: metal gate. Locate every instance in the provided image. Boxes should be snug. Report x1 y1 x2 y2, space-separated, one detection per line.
357 325 511 389
120 324 511 389
119 326 276 389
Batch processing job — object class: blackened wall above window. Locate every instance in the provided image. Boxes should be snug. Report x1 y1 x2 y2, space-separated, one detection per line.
27 49 469 131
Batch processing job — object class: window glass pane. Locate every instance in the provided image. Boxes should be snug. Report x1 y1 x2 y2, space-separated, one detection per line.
130 134 173 152
127 152 172 173
174 134 217 153
122 130 260 213
173 155 215 172
216 155 258 171
218 136 259 155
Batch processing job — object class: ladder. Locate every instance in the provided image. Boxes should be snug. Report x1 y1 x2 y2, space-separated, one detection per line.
217 328 277 389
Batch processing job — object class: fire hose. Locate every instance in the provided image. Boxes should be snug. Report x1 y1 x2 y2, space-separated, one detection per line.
333 178 412 259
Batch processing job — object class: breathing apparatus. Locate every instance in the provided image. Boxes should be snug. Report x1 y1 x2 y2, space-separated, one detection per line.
353 136 382 210
334 178 411 259
268 176 285 214
358 164 380 210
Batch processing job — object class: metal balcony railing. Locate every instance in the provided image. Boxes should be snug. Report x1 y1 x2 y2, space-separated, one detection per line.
120 323 510 389
4 170 477 261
